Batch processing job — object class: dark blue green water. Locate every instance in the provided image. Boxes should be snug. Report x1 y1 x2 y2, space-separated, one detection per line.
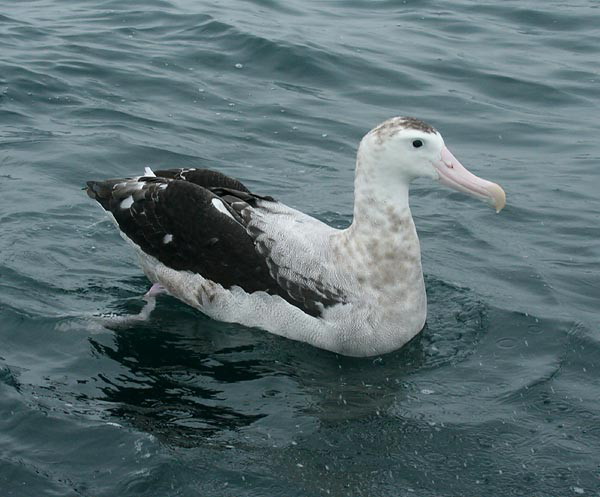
1 1 599 495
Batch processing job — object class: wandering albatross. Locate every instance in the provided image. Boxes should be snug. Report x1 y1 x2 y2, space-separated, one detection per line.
86 117 505 357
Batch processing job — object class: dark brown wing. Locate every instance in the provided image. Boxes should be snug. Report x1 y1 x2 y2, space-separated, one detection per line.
86 169 338 316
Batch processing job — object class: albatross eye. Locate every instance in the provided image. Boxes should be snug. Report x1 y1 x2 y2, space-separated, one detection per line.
412 139 423 148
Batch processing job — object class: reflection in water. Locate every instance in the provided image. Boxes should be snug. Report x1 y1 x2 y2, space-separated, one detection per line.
5 275 591 495
89 276 488 446
90 320 271 445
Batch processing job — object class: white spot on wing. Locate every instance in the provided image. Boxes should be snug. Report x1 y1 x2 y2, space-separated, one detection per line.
120 196 134 209
163 234 173 244
144 167 156 177
211 198 234 220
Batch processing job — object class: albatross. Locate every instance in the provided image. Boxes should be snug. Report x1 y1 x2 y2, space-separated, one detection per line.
86 116 505 357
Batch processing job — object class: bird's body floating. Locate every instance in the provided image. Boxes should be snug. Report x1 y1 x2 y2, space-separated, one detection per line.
87 117 505 357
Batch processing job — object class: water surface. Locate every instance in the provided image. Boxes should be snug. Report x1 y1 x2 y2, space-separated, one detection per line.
1 0 599 495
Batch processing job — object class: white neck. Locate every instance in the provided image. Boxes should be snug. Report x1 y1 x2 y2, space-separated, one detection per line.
328 147 424 295
348 146 413 239
325 144 428 348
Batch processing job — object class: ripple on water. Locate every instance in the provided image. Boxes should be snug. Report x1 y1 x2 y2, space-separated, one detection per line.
407 275 487 369
2 0 600 495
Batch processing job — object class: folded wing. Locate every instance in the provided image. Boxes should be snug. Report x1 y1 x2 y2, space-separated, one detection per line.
86 168 350 316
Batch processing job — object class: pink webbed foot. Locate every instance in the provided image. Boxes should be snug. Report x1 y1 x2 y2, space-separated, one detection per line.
95 283 168 329
144 283 167 299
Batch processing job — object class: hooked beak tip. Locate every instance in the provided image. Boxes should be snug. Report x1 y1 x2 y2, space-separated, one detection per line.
486 183 506 213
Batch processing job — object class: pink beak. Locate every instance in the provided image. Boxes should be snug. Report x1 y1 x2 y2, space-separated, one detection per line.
434 146 506 213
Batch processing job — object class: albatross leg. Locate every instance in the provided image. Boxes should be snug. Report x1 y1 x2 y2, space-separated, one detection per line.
94 283 167 328
145 283 167 298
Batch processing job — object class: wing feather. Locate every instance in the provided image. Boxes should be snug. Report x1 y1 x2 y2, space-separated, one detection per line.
87 168 351 316
239 200 351 311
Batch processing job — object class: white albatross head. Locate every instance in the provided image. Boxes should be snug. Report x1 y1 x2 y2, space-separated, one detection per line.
358 116 506 212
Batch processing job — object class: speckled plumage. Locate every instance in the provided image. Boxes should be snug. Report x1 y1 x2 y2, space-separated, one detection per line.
86 116 505 357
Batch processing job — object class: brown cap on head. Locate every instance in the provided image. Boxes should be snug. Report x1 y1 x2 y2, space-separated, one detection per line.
398 117 437 134
369 116 437 144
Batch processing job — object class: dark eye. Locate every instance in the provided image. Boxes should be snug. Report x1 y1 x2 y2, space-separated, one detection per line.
412 139 423 148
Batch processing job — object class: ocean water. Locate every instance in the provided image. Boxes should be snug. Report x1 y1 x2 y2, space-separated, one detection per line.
1 0 599 495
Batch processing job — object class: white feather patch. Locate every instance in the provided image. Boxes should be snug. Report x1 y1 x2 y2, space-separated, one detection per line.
211 198 234 220
120 196 134 209
163 234 173 244
144 167 156 177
